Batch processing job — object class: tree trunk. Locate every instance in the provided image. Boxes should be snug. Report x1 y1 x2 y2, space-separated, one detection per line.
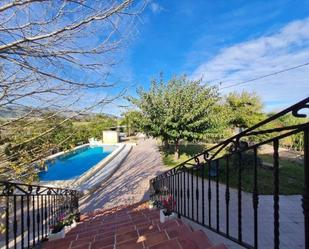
163 139 169 149
174 140 180 160
128 125 131 137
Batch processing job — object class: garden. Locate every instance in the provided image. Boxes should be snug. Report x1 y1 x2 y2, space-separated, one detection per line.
126 75 307 195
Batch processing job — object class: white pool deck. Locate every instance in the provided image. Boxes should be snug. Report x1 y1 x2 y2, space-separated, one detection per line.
77 144 133 193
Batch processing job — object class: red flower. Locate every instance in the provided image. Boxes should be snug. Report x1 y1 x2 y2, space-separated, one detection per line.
162 195 176 215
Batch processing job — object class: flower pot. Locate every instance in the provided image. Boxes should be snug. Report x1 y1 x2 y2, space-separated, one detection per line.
71 220 77 228
65 220 77 233
48 229 65 241
159 209 177 223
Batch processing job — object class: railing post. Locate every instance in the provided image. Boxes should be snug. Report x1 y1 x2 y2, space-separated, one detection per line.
303 128 309 249
5 183 9 249
273 139 280 249
216 160 219 232
208 162 212 227
184 170 186 217
238 152 242 243
253 147 259 249
225 156 230 237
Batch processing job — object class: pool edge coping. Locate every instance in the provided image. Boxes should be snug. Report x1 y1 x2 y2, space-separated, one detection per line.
39 143 125 188
72 143 125 187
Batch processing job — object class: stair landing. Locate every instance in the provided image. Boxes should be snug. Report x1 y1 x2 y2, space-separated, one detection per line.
43 202 227 249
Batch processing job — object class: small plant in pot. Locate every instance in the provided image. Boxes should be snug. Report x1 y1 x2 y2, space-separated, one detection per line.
160 195 177 223
49 213 78 240
49 213 66 240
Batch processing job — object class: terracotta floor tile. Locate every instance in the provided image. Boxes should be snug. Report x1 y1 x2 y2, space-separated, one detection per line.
116 238 144 249
148 239 181 249
43 239 72 249
94 231 115 240
137 224 159 236
77 231 97 240
165 225 192 239
142 231 168 247
91 236 115 249
117 225 136 234
157 220 180 230
89 244 113 249
71 242 91 249
176 238 200 249
147 214 160 219
135 221 153 229
73 237 95 244
177 231 212 249
116 230 139 243
133 219 150 226
65 233 78 240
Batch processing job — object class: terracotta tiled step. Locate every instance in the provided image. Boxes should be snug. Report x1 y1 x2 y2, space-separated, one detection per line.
177 230 213 249
43 202 227 249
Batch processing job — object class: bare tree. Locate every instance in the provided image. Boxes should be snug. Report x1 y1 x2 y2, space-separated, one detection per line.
0 0 144 106
0 0 146 181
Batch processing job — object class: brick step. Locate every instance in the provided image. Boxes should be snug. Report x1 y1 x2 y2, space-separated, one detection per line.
43 202 228 249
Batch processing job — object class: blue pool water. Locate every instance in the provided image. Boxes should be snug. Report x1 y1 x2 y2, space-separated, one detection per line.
39 146 114 181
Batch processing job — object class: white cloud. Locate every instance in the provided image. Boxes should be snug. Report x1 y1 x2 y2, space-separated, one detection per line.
191 18 309 111
149 2 164 14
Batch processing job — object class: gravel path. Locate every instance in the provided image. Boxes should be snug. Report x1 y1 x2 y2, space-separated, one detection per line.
79 138 165 213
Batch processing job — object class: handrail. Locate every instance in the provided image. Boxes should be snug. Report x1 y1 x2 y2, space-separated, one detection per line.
0 180 78 192
0 181 80 249
150 97 309 249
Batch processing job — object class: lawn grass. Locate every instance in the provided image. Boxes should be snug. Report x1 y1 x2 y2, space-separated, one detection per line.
160 143 213 167
211 155 303 195
160 143 304 195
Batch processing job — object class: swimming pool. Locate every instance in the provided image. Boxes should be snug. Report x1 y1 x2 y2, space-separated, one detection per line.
39 145 116 181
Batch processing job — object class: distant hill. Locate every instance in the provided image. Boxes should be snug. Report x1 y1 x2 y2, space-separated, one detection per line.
0 106 33 119
0 105 117 120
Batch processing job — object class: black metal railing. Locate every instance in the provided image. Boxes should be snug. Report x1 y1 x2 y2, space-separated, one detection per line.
0 181 79 249
150 97 309 249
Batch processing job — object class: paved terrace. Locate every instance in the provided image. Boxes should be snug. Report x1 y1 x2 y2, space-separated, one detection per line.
79 138 166 212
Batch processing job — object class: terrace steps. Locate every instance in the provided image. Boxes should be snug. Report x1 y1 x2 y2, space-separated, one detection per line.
43 202 228 249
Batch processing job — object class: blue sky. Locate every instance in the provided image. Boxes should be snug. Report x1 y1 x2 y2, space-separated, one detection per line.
106 0 309 115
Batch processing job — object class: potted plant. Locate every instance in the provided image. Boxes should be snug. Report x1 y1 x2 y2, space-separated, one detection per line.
49 214 66 241
160 195 177 223
49 213 78 241
64 213 77 231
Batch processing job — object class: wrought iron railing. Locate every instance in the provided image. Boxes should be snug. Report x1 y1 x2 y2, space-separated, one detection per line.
0 181 79 249
150 97 309 249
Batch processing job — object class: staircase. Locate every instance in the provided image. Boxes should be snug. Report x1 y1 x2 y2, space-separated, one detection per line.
43 202 227 249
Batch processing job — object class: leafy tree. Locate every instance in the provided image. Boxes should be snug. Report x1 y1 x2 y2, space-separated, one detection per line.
226 91 266 129
2 115 77 182
277 114 308 150
130 75 223 159
121 110 143 136
87 115 118 139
